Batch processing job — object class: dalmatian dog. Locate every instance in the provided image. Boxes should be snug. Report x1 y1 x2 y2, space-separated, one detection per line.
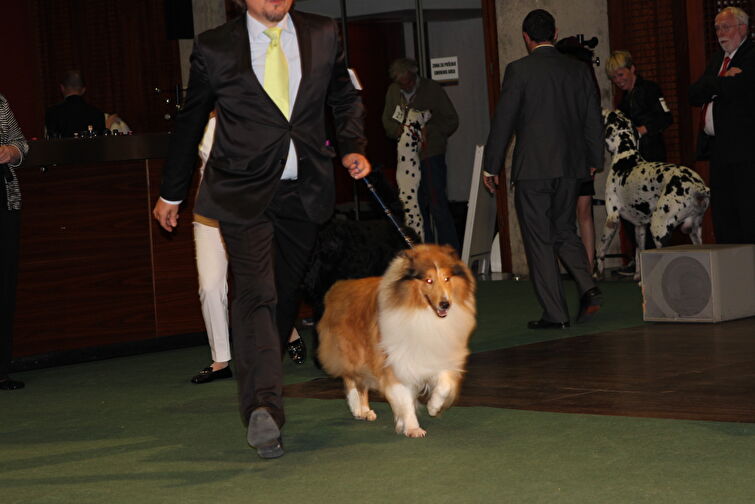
396 108 432 242
597 110 710 281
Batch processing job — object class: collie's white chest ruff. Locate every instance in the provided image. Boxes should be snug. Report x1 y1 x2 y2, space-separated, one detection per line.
378 305 473 388
316 244 476 438
597 110 710 280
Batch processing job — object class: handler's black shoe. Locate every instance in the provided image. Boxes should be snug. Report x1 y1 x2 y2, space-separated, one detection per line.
191 365 232 384
577 287 603 323
0 377 25 390
527 319 570 329
286 337 306 365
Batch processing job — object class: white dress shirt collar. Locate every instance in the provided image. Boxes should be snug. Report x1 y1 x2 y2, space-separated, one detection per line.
246 12 293 41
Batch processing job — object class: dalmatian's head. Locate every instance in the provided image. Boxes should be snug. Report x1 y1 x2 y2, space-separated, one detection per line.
406 108 432 131
602 109 639 156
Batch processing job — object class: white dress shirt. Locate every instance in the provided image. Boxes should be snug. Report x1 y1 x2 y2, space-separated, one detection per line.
247 12 302 180
704 42 743 136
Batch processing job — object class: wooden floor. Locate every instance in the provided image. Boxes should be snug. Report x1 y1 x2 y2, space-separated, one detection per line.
284 317 755 423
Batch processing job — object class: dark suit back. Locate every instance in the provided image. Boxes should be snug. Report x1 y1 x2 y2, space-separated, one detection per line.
483 46 603 182
160 11 366 225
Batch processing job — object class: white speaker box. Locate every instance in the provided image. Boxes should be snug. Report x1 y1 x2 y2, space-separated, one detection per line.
640 244 755 323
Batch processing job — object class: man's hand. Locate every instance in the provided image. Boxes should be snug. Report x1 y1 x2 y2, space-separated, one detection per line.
723 66 742 77
483 174 500 193
153 199 180 232
343 153 371 179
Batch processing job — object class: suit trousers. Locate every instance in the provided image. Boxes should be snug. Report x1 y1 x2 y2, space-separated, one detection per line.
515 177 595 323
710 158 755 244
193 221 231 364
220 180 319 429
0 185 20 377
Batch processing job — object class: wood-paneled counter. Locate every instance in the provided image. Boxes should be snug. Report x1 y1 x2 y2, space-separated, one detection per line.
14 134 204 358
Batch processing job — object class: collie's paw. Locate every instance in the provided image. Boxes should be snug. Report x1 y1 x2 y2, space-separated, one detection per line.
404 427 427 438
354 410 377 421
427 404 441 417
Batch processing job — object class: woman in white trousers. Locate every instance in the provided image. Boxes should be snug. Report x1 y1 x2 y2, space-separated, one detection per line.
190 116 305 384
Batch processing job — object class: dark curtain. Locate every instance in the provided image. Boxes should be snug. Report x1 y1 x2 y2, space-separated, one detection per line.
31 0 183 135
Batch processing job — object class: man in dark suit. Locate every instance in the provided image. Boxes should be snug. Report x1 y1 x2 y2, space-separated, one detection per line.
690 6 755 244
153 0 370 459
44 70 105 138
482 9 602 330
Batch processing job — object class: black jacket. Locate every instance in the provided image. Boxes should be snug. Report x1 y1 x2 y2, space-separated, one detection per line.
618 75 672 162
690 39 755 163
45 95 105 138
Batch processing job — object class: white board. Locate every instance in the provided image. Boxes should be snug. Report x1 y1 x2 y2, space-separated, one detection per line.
461 145 498 274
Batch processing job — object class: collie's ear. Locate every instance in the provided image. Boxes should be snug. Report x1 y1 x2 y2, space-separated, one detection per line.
451 263 471 280
440 244 460 260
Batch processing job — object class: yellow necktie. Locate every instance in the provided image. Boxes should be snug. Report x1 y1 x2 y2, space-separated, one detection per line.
263 27 290 119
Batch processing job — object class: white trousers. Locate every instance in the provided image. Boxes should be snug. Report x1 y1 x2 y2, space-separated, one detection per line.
193 221 231 363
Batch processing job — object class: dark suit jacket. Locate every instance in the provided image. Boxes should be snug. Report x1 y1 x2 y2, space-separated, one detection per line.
483 46 603 182
45 95 105 138
160 11 367 225
690 39 755 163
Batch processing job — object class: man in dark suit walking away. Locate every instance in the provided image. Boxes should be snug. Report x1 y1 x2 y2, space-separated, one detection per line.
690 6 755 245
482 9 603 330
153 0 370 459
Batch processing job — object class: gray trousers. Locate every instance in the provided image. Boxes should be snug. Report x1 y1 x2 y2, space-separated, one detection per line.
515 177 595 323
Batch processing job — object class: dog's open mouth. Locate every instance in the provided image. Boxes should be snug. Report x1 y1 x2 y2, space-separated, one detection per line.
435 308 448 318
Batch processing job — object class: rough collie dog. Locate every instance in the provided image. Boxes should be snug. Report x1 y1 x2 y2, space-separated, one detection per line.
317 244 476 438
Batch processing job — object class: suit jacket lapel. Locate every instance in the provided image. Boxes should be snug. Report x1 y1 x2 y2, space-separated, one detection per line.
290 10 311 119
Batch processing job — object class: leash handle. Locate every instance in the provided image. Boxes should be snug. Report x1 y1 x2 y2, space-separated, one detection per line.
362 176 415 249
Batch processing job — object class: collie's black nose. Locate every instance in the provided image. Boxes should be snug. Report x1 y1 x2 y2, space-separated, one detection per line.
439 300 450 310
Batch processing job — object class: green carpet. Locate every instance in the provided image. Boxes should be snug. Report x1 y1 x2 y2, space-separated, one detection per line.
2 280 754 503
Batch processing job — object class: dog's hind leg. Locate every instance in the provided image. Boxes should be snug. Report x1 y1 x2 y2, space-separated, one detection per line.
596 213 621 278
344 377 376 421
384 382 426 438
632 222 649 281
427 370 460 417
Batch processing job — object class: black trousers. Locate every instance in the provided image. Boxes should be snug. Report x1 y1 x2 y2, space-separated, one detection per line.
0 184 20 377
515 177 595 323
220 181 319 429
710 158 755 244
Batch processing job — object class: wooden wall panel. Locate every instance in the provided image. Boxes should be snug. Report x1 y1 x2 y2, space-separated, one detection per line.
13 139 206 358
147 160 206 338
15 161 156 356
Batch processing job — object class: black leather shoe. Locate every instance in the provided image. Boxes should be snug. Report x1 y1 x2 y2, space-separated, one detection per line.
286 337 306 365
527 319 570 329
577 287 603 323
190 365 232 384
248 408 284 459
0 377 25 390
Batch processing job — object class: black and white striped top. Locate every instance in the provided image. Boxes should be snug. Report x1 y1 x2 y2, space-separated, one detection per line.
1 93 29 211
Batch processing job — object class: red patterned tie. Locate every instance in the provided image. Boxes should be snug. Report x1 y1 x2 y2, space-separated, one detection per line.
701 56 731 129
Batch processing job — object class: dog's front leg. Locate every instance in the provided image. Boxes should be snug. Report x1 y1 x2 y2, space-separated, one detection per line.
427 370 460 417
344 377 377 421
384 383 426 438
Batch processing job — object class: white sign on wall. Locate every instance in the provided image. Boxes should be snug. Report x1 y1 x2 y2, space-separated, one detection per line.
430 56 459 82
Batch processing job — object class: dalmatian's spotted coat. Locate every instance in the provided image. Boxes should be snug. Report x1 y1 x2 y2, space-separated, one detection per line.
396 108 431 242
597 110 710 280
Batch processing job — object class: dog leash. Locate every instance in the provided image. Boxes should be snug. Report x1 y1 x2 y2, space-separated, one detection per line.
362 176 415 249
